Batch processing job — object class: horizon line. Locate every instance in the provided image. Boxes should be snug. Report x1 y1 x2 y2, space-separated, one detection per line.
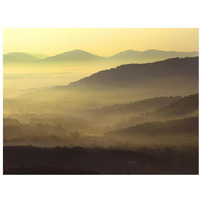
3 49 199 58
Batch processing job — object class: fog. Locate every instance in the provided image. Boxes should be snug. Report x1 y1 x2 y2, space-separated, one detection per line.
3 57 199 174
4 61 111 98
3 58 198 150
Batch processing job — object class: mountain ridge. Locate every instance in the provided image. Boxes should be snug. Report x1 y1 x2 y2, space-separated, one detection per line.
105 117 198 138
4 49 198 63
113 93 198 129
67 57 198 90
3 52 40 62
42 49 105 62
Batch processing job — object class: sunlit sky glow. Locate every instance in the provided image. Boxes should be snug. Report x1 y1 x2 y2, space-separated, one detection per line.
3 28 199 56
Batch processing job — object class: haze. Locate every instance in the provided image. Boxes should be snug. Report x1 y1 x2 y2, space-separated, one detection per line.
3 28 199 174
4 28 198 56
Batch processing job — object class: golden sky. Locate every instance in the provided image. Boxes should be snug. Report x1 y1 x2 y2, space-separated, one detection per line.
3 28 199 56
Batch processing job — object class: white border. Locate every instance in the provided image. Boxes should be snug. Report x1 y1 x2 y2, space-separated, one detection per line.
0 1 199 200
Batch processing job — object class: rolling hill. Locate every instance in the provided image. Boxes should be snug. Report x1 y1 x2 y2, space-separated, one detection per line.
152 93 198 118
30 53 48 59
90 96 182 115
114 93 198 129
41 49 105 63
15 57 198 106
67 57 198 92
3 52 40 63
109 49 198 64
4 49 198 64
105 117 198 138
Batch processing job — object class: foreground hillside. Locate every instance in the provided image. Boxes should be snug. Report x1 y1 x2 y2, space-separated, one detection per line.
4 146 198 174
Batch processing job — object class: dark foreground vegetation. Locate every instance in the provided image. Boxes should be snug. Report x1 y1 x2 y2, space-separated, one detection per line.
4 146 198 175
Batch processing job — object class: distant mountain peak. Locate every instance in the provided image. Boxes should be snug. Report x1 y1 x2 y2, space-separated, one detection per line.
42 49 105 62
120 49 140 53
109 49 198 63
70 49 89 53
4 49 198 64
5 52 36 56
3 52 39 62
63 49 90 53
143 49 165 52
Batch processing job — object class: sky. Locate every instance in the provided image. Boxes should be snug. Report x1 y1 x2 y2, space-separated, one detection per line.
3 28 199 57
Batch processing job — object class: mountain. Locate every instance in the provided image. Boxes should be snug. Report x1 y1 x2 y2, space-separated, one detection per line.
3 52 40 63
105 117 198 138
114 93 198 129
86 96 182 127
91 96 182 116
4 49 198 65
68 57 198 93
42 49 105 63
30 54 48 59
109 49 198 64
152 93 198 118
35 49 199 64
16 57 198 105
